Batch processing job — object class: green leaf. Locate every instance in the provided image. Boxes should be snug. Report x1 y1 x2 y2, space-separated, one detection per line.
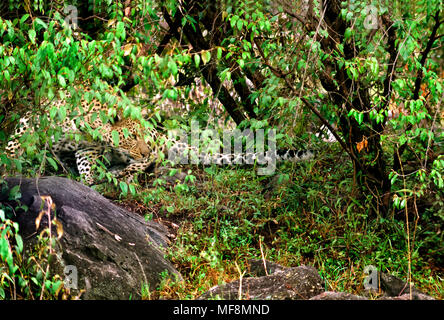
50 280 62 294
34 17 48 30
4 70 10 81
165 89 178 100
20 14 30 25
50 107 58 120
344 28 352 41
99 63 113 79
9 185 21 200
119 181 128 195
116 21 126 40
390 173 398 185
230 15 238 29
129 184 136 195
168 60 178 76
28 29 36 44
130 106 141 120
400 199 406 209
13 159 22 172
220 68 230 81
237 19 243 31
7 26 15 40
357 112 364 125
58 74 66 87
0 236 9 261
297 60 306 71
58 105 67 121
15 234 23 253
349 66 358 80
370 59 379 75
194 54 200 68
67 69 75 83
47 157 58 171
112 130 120 147
258 20 264 30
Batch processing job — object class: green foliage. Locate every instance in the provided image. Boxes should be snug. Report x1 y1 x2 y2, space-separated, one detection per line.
0 0 442 300
0 206 69 299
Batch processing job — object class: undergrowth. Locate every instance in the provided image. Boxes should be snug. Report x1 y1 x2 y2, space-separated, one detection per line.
0 197 77 300
123 143 444 300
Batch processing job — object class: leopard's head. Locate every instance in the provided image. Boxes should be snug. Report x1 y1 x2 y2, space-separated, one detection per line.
101 117 155 160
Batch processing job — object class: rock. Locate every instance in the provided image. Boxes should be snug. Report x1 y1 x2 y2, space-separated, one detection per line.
309 291 367 300
310 291 436 301
378 293 435 300
0 176 182 299
248 259 287 276
198 265 324 300
379 272 427 297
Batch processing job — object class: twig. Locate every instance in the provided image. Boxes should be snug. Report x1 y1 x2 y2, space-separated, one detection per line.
259 237 268 276
396 148 413 300
234 261 246 300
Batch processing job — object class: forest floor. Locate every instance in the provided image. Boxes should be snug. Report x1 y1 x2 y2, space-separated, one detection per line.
108 142 444 300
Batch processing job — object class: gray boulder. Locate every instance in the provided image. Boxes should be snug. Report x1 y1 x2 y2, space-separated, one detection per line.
248 259 287 276
310 291 367 300
199 265 324 300
379 293 435 300
379 272 428 297
1 176 181 299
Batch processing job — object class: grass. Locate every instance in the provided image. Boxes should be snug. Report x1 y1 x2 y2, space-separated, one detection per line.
111 142 443 300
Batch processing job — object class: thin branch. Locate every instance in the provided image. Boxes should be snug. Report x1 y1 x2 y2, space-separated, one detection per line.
380 14 398 112
393 9 442 171
300 97 364 172
162 5 247 124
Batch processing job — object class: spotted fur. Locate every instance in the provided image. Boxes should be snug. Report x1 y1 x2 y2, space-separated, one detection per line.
167 142 314 167
5 87 154 184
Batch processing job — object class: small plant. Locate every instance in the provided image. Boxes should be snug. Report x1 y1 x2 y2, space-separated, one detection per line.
0 195 75 299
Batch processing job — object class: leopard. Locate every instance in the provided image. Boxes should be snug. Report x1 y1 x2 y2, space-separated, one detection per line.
5 85 158 184
5 85 315 185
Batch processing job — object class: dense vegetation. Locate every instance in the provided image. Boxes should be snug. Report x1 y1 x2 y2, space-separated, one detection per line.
0 0 442 299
